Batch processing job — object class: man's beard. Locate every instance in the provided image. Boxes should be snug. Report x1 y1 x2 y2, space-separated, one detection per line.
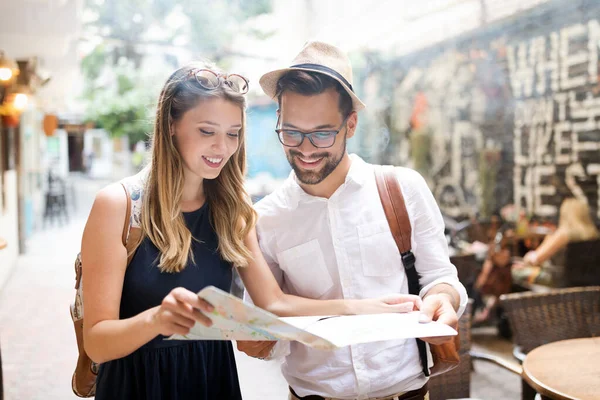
287 138 346 185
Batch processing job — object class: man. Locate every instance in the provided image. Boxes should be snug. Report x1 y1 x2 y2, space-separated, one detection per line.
239 41 467 400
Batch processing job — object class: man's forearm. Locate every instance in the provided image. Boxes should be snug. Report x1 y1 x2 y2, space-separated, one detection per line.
423 283 460 311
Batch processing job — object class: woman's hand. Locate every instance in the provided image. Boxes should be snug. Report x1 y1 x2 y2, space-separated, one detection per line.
523 251 538 265
150 287 215 336
350 294 422 315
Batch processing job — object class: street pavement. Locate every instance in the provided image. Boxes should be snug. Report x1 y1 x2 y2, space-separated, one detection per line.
0 176 289 400
0 175 519 399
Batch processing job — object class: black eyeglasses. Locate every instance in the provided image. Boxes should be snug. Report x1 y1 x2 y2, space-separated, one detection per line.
189 69 249 94
275 114 350 148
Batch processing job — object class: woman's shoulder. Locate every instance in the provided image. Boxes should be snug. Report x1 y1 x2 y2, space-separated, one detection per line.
91 183 129 222
92 168 149 224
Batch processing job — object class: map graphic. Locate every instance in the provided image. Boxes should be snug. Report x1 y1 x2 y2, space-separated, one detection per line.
168 286 457 350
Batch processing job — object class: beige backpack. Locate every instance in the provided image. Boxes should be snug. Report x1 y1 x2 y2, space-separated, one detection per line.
69 171 145 397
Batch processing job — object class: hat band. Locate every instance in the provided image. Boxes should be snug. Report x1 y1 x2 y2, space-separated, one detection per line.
290 63 354 92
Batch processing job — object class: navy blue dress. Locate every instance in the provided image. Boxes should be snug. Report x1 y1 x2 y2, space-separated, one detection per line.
95 203 242 400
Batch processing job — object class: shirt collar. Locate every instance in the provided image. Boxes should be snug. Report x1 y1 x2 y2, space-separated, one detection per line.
283 154 370 209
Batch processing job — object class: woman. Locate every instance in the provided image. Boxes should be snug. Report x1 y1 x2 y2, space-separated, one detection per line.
512 198 599 286
81 63 420 400
474 198 599 323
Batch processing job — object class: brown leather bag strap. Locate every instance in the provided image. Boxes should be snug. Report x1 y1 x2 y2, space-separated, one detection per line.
374 166 412 253
120 182 132 247
375 165 431 377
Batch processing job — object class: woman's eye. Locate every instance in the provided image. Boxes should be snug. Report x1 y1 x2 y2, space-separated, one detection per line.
200 129 214 135
227 132 240 138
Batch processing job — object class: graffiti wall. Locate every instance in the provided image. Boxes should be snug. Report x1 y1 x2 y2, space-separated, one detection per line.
355 0 600 222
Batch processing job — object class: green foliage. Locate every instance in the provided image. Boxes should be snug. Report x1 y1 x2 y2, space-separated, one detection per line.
80 0 272 143
84 61 154 144
409 129 432 178
479 147 502 218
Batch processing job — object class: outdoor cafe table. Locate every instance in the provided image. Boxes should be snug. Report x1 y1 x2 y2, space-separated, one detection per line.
522 337 600 400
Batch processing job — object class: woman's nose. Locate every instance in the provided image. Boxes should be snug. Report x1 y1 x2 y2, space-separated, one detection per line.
212 134 227 151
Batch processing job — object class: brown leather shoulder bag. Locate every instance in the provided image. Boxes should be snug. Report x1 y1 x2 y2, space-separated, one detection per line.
375 166 460 377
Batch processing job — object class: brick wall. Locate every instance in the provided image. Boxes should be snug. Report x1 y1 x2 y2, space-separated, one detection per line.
355 0 600 223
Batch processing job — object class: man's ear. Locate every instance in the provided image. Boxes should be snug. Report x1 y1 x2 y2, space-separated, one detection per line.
346 111 358 139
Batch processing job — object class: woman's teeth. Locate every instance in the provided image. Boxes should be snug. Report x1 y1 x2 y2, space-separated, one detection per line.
204 156 223 164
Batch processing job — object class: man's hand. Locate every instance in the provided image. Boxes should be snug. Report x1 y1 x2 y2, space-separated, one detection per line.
418 293 458 345
236 341 276 359
350 294 422 315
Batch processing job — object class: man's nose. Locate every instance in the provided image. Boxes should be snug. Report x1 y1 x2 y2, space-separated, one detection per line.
298 134 318 153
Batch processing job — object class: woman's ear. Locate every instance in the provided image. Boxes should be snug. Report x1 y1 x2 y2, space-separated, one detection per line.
168 115 175 137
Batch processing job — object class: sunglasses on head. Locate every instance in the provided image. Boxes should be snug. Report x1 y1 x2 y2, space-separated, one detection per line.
188 69 249 94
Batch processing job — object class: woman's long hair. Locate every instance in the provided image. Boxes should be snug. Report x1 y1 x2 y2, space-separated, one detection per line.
558 198 599 242
140 62 256 273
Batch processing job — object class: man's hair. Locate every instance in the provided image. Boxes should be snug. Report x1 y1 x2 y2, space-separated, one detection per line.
276 70 353 117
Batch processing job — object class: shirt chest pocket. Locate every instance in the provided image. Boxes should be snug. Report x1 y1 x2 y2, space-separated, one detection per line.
276 239 334 299
357 220 402 277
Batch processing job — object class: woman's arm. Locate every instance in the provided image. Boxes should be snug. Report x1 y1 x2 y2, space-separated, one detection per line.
238 227 421 317
524 228 569 265
81 184 212 364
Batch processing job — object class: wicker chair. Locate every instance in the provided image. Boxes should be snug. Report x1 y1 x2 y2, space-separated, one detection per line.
472 286 600 400
429 301 473 400
562 239 600 287
500 286 600 355
450 254 481 288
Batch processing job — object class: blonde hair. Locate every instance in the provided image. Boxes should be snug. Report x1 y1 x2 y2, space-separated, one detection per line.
140 62 257 273
558 198 599 242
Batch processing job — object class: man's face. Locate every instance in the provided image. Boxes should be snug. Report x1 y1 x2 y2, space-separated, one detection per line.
278 89 355 185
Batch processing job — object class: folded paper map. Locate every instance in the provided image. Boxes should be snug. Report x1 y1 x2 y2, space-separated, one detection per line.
168 286 457 350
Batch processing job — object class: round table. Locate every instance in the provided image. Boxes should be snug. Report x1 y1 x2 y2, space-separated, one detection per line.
522 337 600 399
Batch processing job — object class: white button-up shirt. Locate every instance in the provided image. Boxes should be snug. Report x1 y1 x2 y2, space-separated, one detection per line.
247 154 467 400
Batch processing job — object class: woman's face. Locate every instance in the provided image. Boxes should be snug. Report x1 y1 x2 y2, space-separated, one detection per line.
172 97 242 180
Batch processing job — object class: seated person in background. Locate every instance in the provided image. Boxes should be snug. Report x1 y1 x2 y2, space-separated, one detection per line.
512 198 599 286
472 223 512 323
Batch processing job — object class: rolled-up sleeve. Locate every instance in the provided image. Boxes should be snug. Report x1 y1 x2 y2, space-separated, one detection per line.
397 168 468 318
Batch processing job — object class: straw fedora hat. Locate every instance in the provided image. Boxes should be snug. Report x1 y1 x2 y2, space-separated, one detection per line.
259 41 366 111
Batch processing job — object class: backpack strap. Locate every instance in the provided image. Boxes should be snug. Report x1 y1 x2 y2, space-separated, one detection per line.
119 167 147 261
374 165 430 377
74 169 147 291
120 183 132 246
74 184 135 291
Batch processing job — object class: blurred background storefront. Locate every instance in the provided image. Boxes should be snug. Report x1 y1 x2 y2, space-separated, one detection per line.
1 1 599 398
0 0 85 287
3 0 598 285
